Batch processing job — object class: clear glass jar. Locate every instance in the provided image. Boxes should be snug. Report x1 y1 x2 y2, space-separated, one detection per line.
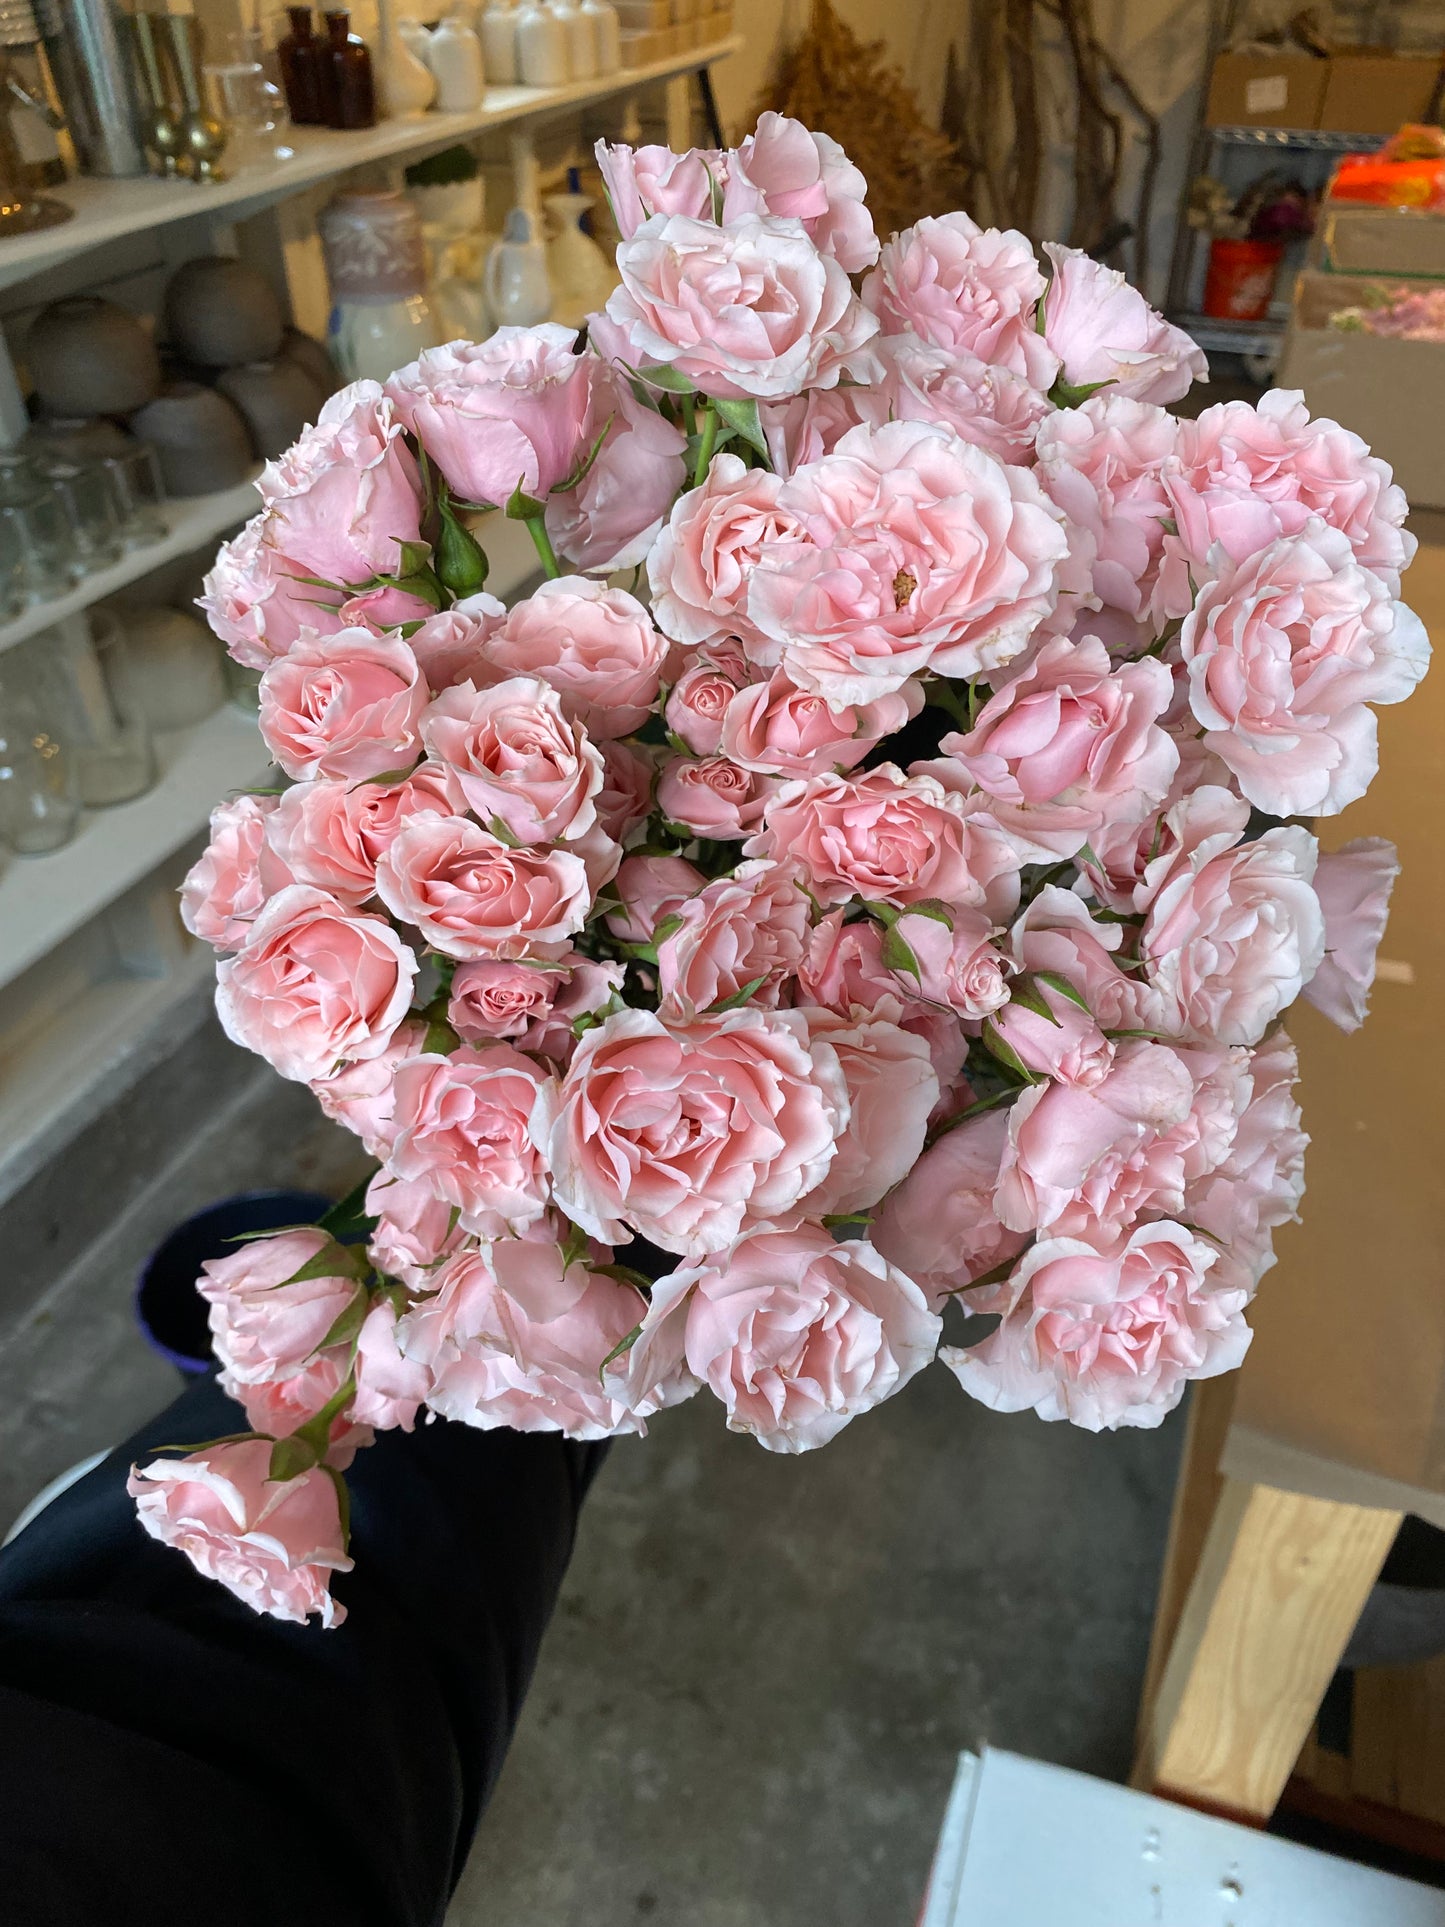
19 615 156 808
0 685 79 853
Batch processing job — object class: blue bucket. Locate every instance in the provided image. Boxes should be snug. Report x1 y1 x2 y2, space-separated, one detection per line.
134 1190 333 1374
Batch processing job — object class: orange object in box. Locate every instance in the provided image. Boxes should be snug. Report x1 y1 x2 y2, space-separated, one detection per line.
1331 152 1445 211
1202 237 1285 320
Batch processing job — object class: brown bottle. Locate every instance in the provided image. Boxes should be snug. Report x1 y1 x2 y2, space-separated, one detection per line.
322 11 375 131
278 7 326 126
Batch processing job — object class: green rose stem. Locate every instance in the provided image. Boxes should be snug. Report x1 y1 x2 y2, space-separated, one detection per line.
524 513 562 579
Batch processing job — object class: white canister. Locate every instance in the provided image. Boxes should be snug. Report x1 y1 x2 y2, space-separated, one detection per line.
428 12 487 110
319 189 444 385
480 0 518 84
580 0 619 73
515 0 567 84
550 0 593 79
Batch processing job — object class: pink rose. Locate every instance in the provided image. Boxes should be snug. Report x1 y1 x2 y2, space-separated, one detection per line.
994 1038 1199 1235
1164 388 1416 590
200 512 351 671
217 885 417 1082
1136 787 1325 1047
220 1346 366 1463
181 794 284 947
871 333 1053 465
1041 244 1207 404
1302 837 1400 1033
605 852 705 945
657 754 772 839
656 858 810 1023
263 781 379 906
309 1017 427 1154
594 739 656 843
533 1006 849 1258
1178 525 1430 817
258 628 427 783
522 958 625 1063
622 1226 939 1453
720 668 921 778
872 1109 1028 1307
989 977 1114 1088
797 1006 939 1216
375 815 591 960
485 579 668 741
941 635 1178 860
197 1227 357 1389
893 905 1013 1020
724 113 878 273
350 1299 431 1433
1185 1029 1306 1282
747 764 1021 915
759 385 881 477
594 139 720 235
943 1221 1250 1431
366 1169 466 1287
399 1237 651 1438
862 212 1059 388
746 420 1068 703
384 326 594 506
257 379 423 587
1035 394 1184 623
1007 884 1163 1035
665 645 752 755
795 907 899 1011
1078 739 1233 912
591 212 878 402
545 357 689 574
387 1045 553 1236
404 598 505 692
129 1441 352 1626
446 953 621 1058
647 454 800 657
421 676 603 844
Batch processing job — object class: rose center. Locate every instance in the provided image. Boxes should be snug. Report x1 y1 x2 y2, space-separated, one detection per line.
892 569 917 610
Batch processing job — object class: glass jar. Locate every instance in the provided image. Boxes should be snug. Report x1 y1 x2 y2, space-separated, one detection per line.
0 685 79 853
101 444 168 549
322 11 374 130
19 615 156 808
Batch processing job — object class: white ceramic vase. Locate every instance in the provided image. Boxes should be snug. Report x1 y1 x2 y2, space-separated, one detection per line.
427 13 486 110
375 0 438 116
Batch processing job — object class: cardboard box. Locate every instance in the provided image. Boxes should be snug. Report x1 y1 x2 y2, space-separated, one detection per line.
1280 313 1445 506
1321 201 1445 278
1317 52 1442 135
1206 52 1327 130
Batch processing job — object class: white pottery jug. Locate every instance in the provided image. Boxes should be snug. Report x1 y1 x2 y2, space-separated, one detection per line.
375 0 438 116
428 12 486 110
484 206 552 326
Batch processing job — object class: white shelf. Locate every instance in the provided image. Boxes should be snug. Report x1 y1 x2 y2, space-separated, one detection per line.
0 702 270 989
0 37 741 294
0 473 261 658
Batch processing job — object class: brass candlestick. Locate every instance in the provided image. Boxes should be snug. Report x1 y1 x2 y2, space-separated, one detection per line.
128 13 183 179
158 13 226 184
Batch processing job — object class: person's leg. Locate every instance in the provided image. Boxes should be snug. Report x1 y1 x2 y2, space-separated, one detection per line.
0 1374 606 1927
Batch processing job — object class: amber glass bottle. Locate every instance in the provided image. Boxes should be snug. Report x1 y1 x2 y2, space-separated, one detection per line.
322 11 375 130
278 7 326 126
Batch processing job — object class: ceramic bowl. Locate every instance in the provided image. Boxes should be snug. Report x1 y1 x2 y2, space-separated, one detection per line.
217 358 328 458
128 383 254 497
163 256 286 368
279 325 340 399
27 298 162 418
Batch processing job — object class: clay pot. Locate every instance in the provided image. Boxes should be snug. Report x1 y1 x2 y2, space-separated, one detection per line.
217 358 328 458
163 256 286 368
111 604 226 729
129 383 254 497
27 298 162 418
279 325 340 399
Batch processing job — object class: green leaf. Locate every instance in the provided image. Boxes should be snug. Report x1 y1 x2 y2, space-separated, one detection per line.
505 478 548 521
900 897 954 929
705 973 767 1014
323 1461 352 1549
1034 969 1091 1014
268 1434 320 1482
713 396 769 459
925 1083 1022 1147
1007 975 1062 1027
422 1016 460 1057
862 898 900 927
634 363 696 395
981 1019 1039 1084
320 1170 380 1242
880 924 921 983
942 1245 1030 1296
1048 376 1115 409
597 1320 644 1381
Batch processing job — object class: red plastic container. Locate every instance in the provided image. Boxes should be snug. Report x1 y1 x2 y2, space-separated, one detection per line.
1201 237 1286 321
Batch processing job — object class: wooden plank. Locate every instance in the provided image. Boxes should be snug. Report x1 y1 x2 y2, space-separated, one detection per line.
1141 1480 1400 1819
1133 1374 1238 1782
1352 1656 1445 1825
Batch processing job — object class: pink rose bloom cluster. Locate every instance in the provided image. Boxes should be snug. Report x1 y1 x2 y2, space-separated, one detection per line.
151 117 1427 1624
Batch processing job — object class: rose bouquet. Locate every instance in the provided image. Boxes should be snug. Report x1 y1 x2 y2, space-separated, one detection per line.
129 114 1430 1627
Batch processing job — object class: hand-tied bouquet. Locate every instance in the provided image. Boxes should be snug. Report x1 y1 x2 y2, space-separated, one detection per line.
129 115 1431 1628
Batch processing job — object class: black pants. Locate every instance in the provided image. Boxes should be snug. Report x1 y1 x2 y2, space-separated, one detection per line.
0 1374 606 1926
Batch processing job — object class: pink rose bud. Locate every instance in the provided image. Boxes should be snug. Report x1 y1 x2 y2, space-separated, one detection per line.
724 112 879 273
258 628 428 783
544 359 689 576
657 753 772 840
665 645 752 756
720 667 921 778
366 1169 467 1287
388 1045 555 1237
485 579 669 742
197 1227 357 1391
1302 837 1401 1034
181 794 285 948
129 1441 352 1627
648 454 800 660
796 1006 940 1217
384 326 595 508
421 675 604 846
656 858 810 1023
1042 243 1207 405
404 598 506 692
605 852 705 946
892 906 1014 1020
200 512 354 671
375 814 592 961
870 333 1052 467
872 1109 1029 1308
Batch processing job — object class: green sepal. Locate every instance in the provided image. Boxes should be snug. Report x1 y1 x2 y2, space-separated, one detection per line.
704 159 724 224
1048 376 1114 409
283 1242 366 1287
550 415 614 495
560 1220 592 1271
596 1320 644 1382
393 538 434 579
633 363 695 395
880 923 921 983
268 1433 321 1482
505 479 548 521
900 897 954 929
1006 975 1062 1027
1033 969 1091 1013
981 1020 1038 1083
704 973 767 1015
713 396 769 459
317 1284 371 1355
422 1015 460 1057
650 911 685 947
320 1169 381 1243
435 503 489 596
487 814 523 848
